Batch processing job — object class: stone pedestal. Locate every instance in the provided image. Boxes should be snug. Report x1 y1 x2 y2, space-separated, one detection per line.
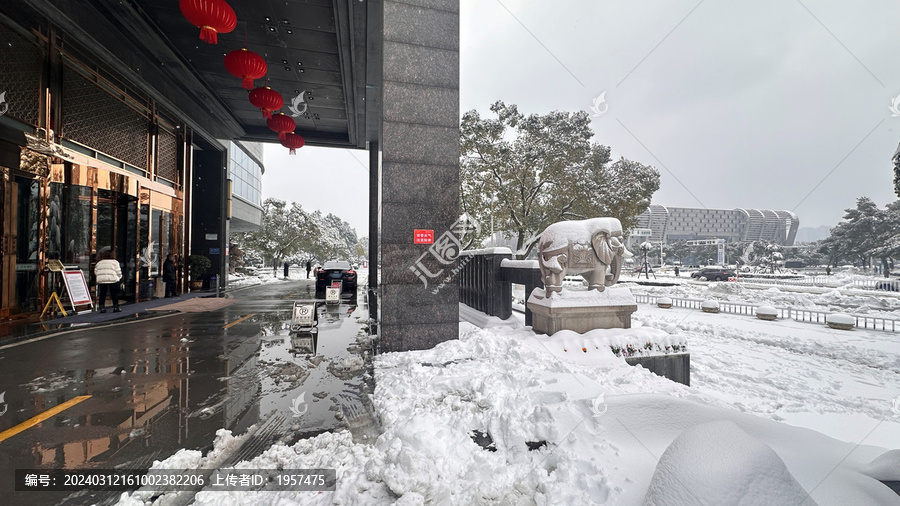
527 286 637 335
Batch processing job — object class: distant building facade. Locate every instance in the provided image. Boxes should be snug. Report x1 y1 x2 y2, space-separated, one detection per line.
224 141 264 234
633 205 800 246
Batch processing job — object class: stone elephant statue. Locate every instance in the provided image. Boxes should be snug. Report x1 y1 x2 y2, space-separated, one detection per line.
537 217 630 294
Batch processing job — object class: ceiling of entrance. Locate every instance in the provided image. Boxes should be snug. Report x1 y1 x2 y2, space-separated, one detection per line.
24 0 381 149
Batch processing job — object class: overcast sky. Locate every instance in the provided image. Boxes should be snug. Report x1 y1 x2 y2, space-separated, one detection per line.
264 0 900 234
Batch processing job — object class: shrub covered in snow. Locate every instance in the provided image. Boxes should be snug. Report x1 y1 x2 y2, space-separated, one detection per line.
756 305 778 321
825 313 855 330
701 299 720 313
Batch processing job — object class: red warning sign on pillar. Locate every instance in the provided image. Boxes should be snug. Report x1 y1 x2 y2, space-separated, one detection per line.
414 229 434 244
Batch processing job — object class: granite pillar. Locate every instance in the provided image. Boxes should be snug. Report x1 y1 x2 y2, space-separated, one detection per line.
380 0 460 352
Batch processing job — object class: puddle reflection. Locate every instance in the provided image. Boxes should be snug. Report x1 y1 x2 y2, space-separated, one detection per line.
0 285 376 505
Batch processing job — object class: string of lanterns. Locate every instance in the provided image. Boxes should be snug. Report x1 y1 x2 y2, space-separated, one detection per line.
179 0 305 154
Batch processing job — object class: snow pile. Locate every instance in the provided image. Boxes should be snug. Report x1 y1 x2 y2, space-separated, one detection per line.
626 277 900 319
192 431 392 505
535 327 687 360
701 299 720 312
538 217 623 251
826 313 854 325
644 420 814 506
117 429 251 505
862 450 900 482
115 293 900 505
756 305 777 320
529 285 636 307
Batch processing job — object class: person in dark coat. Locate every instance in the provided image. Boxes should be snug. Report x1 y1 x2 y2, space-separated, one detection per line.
306 259 312 279
284 261 290 278
163 254 177 297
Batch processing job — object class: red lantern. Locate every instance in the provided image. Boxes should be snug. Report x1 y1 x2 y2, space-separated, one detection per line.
267 113 296 141
224 48 267 90
248 87 283 119
179 0 237 45
281 133 305 155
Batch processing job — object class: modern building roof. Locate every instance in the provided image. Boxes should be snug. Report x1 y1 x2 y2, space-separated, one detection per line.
634 205 800 245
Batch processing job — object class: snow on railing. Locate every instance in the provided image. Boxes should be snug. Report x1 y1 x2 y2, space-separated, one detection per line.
632 294 899 332
735 276 899 292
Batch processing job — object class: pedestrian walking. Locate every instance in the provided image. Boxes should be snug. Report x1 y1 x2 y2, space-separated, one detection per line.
674 265 680 277
163 253 177 297
306 259 312 279
95 250 122 313
284 261 290 278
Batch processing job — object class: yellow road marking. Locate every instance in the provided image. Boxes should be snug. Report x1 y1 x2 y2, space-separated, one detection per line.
223 313 255 329
0 395 92 444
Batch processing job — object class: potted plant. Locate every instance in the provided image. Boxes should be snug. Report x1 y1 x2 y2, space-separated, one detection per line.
188 254 211 290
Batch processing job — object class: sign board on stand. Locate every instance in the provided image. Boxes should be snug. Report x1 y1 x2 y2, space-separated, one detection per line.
326 281 342 304
290 301 318 332
62 269 93 311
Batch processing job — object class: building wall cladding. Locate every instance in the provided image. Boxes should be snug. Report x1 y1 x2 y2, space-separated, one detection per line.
61 63 150 171
0 9 209 317
380 0 460 352
0 22 42 126
635 206 800 245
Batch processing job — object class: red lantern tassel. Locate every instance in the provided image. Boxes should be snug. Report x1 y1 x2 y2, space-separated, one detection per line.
262 109 272 119
200 26 218 44
289 147 297 155
242 77 255 90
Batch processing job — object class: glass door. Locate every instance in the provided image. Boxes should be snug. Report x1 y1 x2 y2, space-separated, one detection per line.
97 189 138 303
14 175 40 312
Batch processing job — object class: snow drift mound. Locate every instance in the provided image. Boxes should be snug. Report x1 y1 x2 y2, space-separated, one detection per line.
644 420 815 506
862 449 900 482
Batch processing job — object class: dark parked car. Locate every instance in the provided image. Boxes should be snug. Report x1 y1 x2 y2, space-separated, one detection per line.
690 267 736 281
315 261 358 294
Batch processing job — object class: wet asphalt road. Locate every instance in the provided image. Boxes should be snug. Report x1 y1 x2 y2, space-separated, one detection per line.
0 279 376 505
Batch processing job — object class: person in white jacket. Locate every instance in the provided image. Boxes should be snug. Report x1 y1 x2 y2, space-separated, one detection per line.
94 250 123 313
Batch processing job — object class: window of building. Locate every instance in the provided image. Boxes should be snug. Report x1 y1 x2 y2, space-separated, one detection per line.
229 143 262 206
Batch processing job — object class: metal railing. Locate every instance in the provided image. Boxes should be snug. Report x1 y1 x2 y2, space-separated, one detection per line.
458 251 900 333
633 294 900 332
734 276 900 291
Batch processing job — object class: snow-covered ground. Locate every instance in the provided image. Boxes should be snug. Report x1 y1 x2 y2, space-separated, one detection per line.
117 277 900 505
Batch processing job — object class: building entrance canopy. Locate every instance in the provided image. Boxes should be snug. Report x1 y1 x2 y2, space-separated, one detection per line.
14 0 381 149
